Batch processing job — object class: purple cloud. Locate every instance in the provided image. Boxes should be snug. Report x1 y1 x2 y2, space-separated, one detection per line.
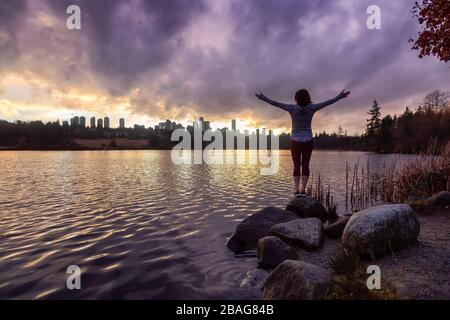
0 0 449 133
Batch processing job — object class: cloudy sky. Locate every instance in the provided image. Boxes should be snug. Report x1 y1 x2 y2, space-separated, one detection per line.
0 0 449 134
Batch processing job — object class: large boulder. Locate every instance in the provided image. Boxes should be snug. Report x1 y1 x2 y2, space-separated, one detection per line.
426 191 450 207
227 207 300 252
262 260 331 300
269 218 323 251
286 196 328 223
324 215 351 239
342 204 420 258
257 236 298 268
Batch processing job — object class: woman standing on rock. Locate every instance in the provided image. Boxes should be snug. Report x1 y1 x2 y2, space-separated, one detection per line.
255 89 351 197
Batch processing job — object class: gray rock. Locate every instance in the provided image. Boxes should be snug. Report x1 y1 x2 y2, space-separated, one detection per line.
269 218 323 251
262 260 331 300
324 215 351 238
286 196 328 223
226 207 300 252
426 191 450 207
257 236 298 268
240 268 269 289
342 204 420 259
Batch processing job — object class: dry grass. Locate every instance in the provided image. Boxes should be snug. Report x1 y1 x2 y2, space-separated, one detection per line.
326 249 399 300
306 172 338 220
341 139 450 212
389 139 450 202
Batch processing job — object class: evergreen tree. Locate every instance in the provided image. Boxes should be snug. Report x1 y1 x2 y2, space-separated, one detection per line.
366 100 381 138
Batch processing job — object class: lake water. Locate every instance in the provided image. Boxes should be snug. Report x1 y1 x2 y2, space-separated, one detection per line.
0 150 409 299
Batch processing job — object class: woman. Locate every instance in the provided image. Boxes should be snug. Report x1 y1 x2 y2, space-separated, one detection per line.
255 89 350 197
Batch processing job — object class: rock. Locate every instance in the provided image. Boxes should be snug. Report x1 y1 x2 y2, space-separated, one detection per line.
324 215 351 238
262 260 331 300
240 269 269 289
342 204 420 258
227 207 300 252
257 236 298 268
269 218 323 251
286 196 328 223
426 191 450 207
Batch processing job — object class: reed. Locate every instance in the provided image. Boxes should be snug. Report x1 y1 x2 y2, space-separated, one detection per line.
345 139 449 212
313 139 450 213
392 139 450 202
306 171 338 219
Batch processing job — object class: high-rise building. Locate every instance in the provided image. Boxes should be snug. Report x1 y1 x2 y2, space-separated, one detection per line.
256 128 260 149
80 116 86 128
198 117 204 131
97 118 103 128
90 117 96 128
119 118 125 129
104 117 110 129
232 119 236 131
70 116 80 127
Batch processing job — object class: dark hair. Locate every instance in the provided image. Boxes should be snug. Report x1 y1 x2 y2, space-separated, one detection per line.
295 89 312 107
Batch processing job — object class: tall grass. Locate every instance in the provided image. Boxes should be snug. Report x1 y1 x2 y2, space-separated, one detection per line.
345 140 449 212
311 140 450 213
306 172 338 219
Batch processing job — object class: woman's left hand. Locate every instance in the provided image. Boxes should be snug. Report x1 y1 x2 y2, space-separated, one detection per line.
255 91 266 100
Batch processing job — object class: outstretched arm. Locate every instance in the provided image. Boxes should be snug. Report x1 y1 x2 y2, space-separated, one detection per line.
310 90 351 112
255 92 293 112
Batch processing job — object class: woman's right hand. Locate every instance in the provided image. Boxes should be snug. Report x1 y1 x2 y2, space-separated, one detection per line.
339 90 351 98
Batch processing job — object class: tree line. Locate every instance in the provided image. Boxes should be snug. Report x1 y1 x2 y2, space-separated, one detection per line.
0 90 448 153
286 90 450 153
362 90 449 153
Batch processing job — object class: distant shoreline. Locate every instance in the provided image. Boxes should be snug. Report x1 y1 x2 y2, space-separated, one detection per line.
0 138 373 152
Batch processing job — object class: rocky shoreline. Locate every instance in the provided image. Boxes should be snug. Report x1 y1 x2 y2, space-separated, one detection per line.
228 191 450 300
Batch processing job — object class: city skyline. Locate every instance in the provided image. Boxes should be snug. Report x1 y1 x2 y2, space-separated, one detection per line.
61 115 273 136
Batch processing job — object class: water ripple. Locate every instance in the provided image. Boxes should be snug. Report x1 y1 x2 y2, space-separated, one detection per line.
0 150 409 299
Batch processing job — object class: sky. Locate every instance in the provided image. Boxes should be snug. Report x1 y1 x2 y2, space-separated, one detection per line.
0 0 449 134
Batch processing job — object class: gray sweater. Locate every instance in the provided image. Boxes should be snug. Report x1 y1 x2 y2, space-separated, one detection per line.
262 93 345 142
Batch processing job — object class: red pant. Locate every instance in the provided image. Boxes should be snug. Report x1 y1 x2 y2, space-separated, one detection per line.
290 140 313 176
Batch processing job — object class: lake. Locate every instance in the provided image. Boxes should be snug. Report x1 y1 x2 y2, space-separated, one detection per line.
0 150 410 299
